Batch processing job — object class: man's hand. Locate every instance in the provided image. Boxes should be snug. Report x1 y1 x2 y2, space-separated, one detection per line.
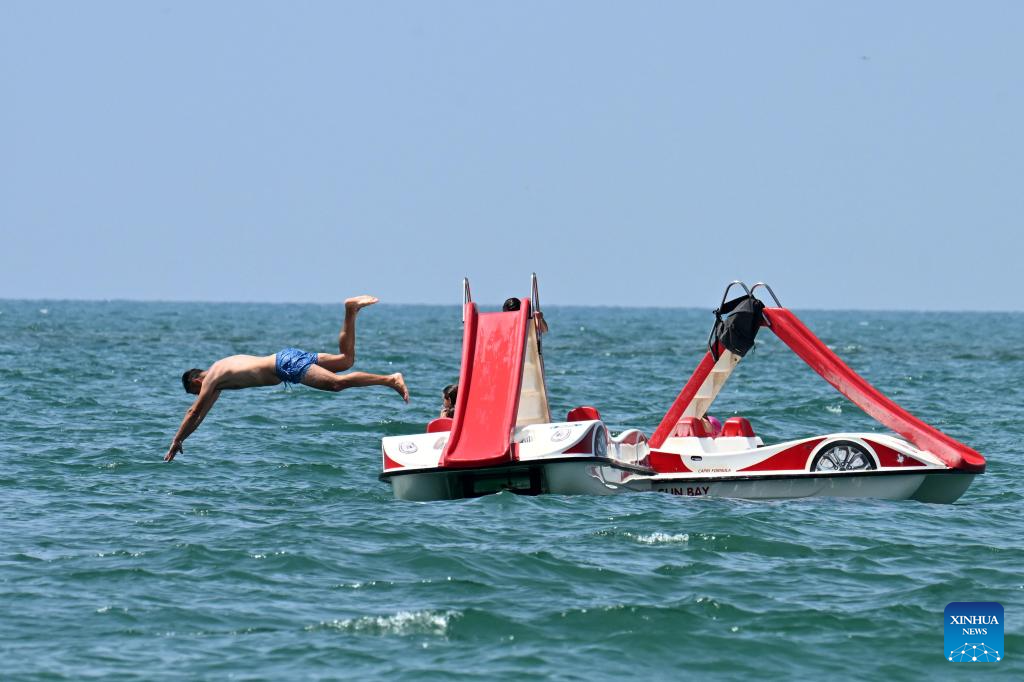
164 440 183 462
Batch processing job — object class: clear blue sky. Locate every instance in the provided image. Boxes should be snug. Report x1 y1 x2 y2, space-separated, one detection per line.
2 1 1021 310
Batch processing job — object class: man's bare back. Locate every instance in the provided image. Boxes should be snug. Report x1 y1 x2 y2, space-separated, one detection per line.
166 295 408 462
201 354 281 391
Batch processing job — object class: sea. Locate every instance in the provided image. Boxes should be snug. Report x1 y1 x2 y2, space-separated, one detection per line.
1 300 1021 680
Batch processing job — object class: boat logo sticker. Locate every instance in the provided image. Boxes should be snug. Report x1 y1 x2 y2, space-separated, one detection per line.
550 428 571 442
398 441 418 454
945 602 1003 662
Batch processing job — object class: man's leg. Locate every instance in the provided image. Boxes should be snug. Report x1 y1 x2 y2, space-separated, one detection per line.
301 364 408 402
317 295 379 372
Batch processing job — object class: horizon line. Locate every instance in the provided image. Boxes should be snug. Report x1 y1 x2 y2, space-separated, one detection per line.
1 296 1021 315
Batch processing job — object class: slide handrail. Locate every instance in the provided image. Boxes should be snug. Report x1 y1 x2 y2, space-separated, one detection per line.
461 277 472 323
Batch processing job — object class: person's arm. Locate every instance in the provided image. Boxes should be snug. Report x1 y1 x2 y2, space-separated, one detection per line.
165 387 221 461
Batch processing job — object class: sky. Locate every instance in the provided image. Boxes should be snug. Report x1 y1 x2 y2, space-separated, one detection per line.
2 1 1022 310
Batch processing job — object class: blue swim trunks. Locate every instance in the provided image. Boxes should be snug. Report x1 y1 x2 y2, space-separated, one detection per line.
275 348 319 384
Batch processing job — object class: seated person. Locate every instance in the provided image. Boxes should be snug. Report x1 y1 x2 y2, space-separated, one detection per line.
502 297 549 334
440 383 458 418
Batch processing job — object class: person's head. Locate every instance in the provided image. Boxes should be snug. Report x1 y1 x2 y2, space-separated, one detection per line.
181 368 205 395
502 297 521 312
441 383 458 418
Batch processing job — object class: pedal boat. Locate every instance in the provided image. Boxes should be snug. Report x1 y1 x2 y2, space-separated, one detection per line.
380 278 984 503
380 276 652 501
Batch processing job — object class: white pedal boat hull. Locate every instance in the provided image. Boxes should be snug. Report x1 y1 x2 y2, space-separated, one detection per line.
382 422 975 504
381 421 647 501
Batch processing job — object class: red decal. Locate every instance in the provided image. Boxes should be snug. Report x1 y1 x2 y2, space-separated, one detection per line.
867 439 924 467
563 430 593 455
739 439 824 471
649 450 693 473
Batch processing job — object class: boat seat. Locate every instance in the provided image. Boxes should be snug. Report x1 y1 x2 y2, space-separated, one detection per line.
721 416 755 438
426 417 453 433
671 416 711 438
567 406 601 422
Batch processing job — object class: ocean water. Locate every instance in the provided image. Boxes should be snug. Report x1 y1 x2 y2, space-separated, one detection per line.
1 300 1022 680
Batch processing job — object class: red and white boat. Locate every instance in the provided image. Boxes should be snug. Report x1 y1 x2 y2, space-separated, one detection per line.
379 278 984 503
380 275 655 501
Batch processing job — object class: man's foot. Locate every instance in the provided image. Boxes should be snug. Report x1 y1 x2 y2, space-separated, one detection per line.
345 295 379 311
389 373 409 402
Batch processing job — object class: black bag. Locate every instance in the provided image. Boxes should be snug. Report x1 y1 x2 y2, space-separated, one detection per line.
708 295 765 360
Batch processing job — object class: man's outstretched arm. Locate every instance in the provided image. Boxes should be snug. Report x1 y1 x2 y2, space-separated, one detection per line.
165 388 221 461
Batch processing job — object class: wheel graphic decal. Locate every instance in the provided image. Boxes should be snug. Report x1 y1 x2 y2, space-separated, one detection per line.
811 441 876 472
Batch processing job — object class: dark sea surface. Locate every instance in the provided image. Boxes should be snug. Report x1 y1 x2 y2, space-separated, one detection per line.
1 300 1021 680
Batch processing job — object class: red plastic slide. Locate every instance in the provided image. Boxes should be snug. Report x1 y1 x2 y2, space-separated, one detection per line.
764 307 985 473
441 299 531 468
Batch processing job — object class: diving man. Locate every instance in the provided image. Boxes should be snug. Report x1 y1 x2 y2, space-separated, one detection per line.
166 295 408 461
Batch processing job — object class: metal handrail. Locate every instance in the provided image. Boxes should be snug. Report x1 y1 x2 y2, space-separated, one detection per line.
462 277 472 323
531 272 541 315
718 280 751 311
750 282 783 307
